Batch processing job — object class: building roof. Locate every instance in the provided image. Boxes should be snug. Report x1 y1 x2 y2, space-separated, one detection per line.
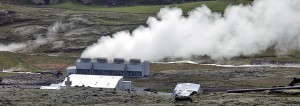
173 83 201 96
61 74 123 88
40 83 62 90
66 66 76 70
174 83 200 92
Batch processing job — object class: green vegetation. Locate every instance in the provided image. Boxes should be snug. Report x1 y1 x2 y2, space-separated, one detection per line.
0 0 33 5
0 52 77 72
252 48 300 61
0 4 4 9
95 18 124 25
53 1 237 14
0 72 16 77
151 63 221 72
156 88 173 93
0 52 40 72
0 52 19 69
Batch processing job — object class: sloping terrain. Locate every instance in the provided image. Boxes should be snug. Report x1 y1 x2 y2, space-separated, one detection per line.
0 1 252 71
0 1 300 105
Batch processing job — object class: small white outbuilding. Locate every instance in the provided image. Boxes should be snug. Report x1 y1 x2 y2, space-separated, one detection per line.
41 74 131 90
61 74 125 89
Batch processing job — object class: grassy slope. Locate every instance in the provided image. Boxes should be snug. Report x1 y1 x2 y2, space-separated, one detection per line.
0 52 41 72
0 52 77 72
0 52 18 69
0 0 33 5
52 1 234 13
1 0 299 71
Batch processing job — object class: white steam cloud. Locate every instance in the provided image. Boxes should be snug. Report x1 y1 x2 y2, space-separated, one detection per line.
81 0 299 61
0 43 27 51
0 22 64 52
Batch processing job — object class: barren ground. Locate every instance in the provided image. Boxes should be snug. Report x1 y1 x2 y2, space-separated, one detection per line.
1 1 300 105
1 63 300 105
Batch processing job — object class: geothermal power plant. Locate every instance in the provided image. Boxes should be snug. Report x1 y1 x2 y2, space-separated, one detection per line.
40 57 149 90
1 0 300 105
66 58 150 78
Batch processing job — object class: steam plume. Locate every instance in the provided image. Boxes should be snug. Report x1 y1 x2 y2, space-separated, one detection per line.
0 43 27 51
81 0 300 61
0 17 86 52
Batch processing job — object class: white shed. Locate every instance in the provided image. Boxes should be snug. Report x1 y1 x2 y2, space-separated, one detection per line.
60 74 125 89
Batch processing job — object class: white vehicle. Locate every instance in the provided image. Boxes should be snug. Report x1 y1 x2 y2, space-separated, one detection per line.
172 83 201 101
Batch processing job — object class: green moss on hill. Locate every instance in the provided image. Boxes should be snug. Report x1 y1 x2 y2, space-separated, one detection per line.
53 1 236 13
0 0 33 5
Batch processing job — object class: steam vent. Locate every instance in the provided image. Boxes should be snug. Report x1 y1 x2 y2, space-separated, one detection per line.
66 58 150 77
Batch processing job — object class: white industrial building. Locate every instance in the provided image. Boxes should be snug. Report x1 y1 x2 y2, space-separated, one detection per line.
41 74 131 91
66 58 150 77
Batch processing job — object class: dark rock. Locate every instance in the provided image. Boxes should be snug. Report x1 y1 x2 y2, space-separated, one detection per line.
30 0 61 5
42 94 49 97
77 0 98 5
0 10 16 15
0 10 17 26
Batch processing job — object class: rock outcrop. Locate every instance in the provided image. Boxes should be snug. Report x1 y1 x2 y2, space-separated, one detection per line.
0 10 16 26
30 0 61 5
77 0 98 5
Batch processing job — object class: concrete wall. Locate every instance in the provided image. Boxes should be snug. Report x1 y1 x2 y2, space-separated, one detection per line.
122 81 132 91
93 63 125 71
127 65 143 72
143 61 150 76
76 63 92 69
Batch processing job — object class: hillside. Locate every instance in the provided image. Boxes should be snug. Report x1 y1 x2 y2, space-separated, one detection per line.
0 0 252 5
52 1 232 13
1 0 299 71
1 1 300 106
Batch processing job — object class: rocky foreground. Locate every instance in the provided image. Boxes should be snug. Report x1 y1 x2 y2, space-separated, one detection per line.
1 65 300 105
1 86 300 105
0 87 173 106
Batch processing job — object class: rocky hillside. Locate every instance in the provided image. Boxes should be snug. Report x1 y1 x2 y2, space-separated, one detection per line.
1 0 206 5
0 0 61 5
76 0 205 5
0 10 17 25
30 0 61 5
0 0 252 5
0 0 33 5
0 3 149 55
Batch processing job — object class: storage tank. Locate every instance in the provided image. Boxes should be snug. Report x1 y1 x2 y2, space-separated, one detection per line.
143 61 150 76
